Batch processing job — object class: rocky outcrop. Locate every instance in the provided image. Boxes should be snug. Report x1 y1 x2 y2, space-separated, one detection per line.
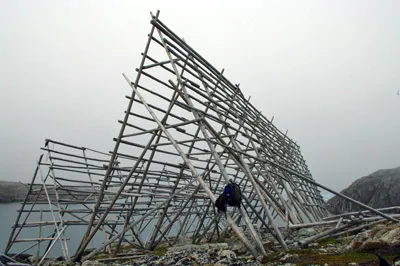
348 223 400 252
136 247 256 266
0 181 29 203
327 167 400 214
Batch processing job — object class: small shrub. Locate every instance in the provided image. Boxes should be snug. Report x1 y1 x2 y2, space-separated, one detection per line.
343 233 350 246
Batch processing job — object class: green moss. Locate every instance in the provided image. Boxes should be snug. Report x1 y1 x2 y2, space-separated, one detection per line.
298 251 377 263
316 237 337 246
153 243 168 256
285 249 318 255
91 252 111 260
260 250 396 265
209 237 228 243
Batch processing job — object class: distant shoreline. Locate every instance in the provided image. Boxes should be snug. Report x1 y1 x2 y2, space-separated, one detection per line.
0 181 29 203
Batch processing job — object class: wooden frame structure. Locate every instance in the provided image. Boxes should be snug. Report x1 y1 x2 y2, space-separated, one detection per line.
74 10 328 260
5 11 399 264
4 140 124 263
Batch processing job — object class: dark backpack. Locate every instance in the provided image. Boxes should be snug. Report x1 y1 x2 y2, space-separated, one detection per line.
215 194 227 213
215 181 242 213
223 182 242 207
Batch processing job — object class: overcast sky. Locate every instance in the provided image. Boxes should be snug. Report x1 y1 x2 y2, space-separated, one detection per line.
1 1 399 192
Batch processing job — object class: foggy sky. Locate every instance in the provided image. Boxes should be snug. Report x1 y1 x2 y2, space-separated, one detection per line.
1 0 399 192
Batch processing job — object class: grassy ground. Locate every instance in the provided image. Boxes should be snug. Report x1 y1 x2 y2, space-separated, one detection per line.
261 245 399 265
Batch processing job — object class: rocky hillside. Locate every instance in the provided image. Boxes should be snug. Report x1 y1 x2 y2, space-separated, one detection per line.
0 181 29 203
327 166 400 214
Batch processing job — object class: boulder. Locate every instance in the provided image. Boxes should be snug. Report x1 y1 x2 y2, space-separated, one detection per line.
348 224 400 251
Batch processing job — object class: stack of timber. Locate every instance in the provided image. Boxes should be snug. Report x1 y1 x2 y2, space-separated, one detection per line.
287 206 400 248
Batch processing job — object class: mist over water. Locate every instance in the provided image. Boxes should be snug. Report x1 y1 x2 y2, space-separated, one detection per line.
0 203 105 258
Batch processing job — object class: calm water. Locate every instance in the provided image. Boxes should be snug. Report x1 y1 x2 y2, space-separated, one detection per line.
0 203 120 258
0 203 166 258
0 203 20 253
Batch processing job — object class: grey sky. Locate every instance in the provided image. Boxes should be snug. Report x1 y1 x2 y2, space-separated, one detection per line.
0 1 399 192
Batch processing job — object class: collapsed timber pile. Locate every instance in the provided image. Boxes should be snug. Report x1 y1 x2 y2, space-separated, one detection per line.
4 11 399 265
287 207 400 247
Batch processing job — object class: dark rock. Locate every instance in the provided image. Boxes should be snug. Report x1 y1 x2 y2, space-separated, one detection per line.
327 166 400 214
